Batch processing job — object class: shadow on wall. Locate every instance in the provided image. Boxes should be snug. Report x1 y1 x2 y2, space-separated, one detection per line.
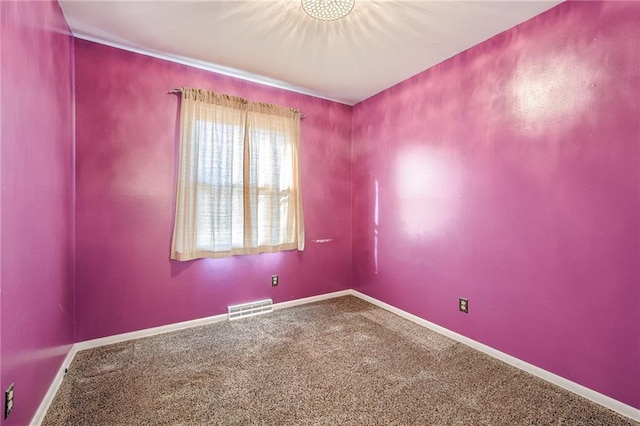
170 250 291 278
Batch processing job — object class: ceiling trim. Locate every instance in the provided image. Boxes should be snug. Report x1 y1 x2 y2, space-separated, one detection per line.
72 33 353 107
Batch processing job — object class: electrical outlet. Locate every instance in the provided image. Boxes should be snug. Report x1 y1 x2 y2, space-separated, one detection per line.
459 297 468 313
271 275 279 286
5 383 14 419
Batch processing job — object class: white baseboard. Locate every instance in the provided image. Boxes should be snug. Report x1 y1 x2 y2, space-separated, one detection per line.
30 290 350 425
73 312 228 352
31 312 229 425
30 348 77 426
350 290 640 423
31 289 639 424
273 289 352 311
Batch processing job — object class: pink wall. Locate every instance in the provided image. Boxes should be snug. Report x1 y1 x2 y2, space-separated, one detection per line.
74 40 352 341
352 1 639 409
3 1 637 421
0 1 75 424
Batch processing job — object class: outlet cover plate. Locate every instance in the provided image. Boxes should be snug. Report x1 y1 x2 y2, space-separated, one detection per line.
5 383 14 419
459 297 469 313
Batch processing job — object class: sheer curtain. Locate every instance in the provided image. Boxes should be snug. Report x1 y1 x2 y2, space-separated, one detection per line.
171 89 304 261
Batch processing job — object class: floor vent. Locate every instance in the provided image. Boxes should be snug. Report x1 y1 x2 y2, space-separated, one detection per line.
228 299 273 321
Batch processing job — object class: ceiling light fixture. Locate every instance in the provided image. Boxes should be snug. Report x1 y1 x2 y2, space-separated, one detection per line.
301 0 355 21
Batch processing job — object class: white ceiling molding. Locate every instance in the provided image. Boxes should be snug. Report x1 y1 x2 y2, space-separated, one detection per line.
59 0 562 106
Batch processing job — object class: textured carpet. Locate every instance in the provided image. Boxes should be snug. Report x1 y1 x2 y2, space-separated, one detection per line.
44 296 637 425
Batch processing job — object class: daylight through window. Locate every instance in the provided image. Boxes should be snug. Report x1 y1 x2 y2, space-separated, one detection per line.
171 89 304 261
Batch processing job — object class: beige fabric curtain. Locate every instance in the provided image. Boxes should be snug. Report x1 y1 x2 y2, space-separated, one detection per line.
171 88 304 261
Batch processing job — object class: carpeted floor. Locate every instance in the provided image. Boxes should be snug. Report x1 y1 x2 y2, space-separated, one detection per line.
43 296 637 425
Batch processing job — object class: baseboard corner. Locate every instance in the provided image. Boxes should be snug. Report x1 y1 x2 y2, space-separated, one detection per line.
349 290 640 423
30 346 78 426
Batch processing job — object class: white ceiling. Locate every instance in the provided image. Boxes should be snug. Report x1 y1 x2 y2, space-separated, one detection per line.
59 1 562 105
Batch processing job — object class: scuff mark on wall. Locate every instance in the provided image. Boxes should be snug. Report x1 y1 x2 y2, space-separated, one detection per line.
312 239 334 243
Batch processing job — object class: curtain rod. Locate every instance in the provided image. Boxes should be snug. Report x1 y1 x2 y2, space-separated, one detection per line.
168 88 305 120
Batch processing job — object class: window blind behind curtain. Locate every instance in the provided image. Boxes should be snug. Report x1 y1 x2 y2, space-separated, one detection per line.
171 89 304 261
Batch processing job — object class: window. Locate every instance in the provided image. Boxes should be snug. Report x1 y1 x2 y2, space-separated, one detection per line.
171 89 304 261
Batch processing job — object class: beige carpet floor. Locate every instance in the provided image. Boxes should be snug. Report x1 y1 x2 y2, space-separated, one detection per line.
44 296 637 425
